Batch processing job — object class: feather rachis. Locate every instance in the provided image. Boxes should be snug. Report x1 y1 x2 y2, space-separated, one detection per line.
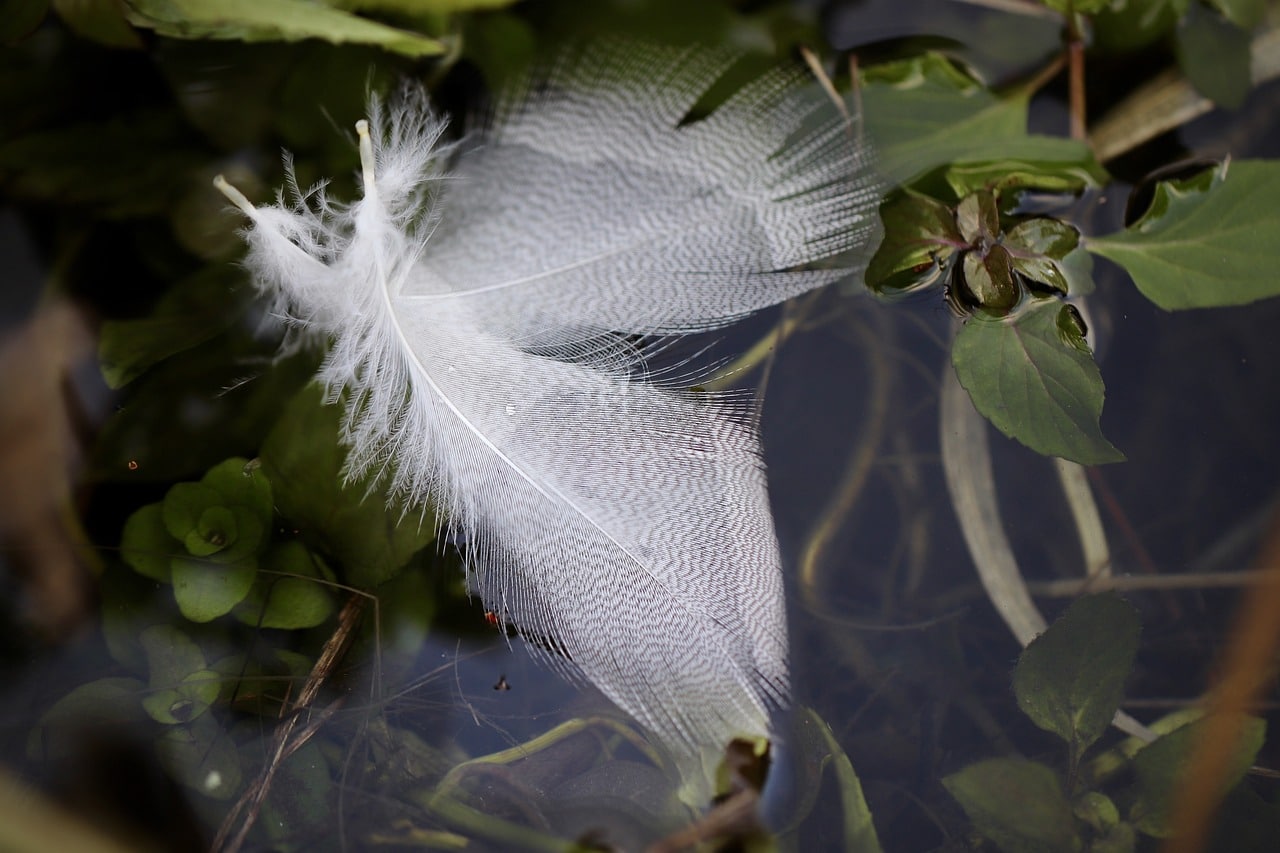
217 44 879 777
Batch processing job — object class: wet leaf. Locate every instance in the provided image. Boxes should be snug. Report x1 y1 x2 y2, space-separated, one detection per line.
121 503 180 582
960 246 1019 313
802 709 883 853
260 384 435 589
944 757 1078 853
171 554 257 622
28 677 147 761
943 158 1109 196
952 300 1124 464
1175 4 1252 110
1013 594 1140 754
956 190 999 244
98 266 246 389
233 541 335 629
1005 219 1091 296
125 0 446 57
1089 160 1280 309
860 53 1102 186
866 191 964 293
157 713 242 800
1131 715 1265 837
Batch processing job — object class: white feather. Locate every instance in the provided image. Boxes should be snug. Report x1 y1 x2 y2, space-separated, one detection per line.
216 42 879 775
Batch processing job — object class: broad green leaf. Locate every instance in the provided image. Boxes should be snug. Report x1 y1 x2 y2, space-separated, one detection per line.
201 457 273 523
865 191 964 293
1013 594 1140 754
860 54 1103 186
1131 715 1265 837
124 0 446 57
952 300 1124 464
944 758 1078 853
1088 160 1280 309
171 555 257 622
1175 4 1252 110
260 384 435 589
121 502 179 582
98 265 245 389
233 541 335 629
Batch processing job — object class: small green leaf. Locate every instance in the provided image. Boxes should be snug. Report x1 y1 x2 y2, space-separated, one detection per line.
1074 791 1120 833
1013 594 1140 753
1088 160 1280 310
157 713 242 800
171 555 257 622
944 757 1079 853
866 191 964 293
1005 219 1089 296
1175 4 1252 110
1131 715 1265 837
201 457 273 524
797 708 883 853
960 246 1019 312
233 541 335 630
260 384 435 588
29 677 147 762
162 483 221 542
185 505 238 557
861 53 1101 185
125 0 446 57
956 190 999 244
952 300 1124 464
1039 0 1111 14
1095 0 1188 52
121 502 179 582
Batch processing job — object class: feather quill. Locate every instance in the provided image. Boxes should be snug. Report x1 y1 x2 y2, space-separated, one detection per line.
216 42 879 776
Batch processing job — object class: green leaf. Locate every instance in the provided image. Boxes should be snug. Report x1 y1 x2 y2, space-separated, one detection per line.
1131 715 1266 837
202 457 273 522
1095 0 1188 52
260 384 435 589
28 677 147 762
1175 4 1252 110
0 110 204 218
1039 0 1111 14
1 0 49 44
1005 219 1092 297
1013 594 1140 754
952 300 1124 464
943 158 1109 197
1208 0 1266 27
860 53 1104 186
124 0 446 57
944 757 1079 853
865 191 964 293
956 190 999 244
171 555 257 622
98 265 245 389
332 0 518 11
121 502 180 582
797 708 883 853
51 0 143 49
960 246 1019 313
156 713 242 800
1089 160 1280 309
233 541 335 629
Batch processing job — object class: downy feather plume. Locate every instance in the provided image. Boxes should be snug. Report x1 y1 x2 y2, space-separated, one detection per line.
216 42 880 776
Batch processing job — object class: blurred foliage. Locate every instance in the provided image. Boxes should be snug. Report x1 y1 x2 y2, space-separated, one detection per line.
4 0 1280 849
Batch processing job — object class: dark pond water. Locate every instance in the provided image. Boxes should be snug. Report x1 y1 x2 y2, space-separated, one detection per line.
3 2 1280 851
